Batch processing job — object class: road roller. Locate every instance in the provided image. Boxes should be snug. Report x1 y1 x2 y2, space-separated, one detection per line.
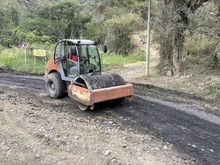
44 39 134 110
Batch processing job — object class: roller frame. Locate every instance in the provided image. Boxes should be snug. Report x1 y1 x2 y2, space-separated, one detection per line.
68 83 134 108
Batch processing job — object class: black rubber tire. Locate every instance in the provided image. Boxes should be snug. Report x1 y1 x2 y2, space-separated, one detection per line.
45 72 66 99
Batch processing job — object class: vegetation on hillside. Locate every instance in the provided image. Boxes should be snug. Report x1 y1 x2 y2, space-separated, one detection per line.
0 0 219 75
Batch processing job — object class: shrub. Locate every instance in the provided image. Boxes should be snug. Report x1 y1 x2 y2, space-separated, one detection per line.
105 13 143 55
27 34 52 44
184 35 217 68
185 35 216 57
209 81 220 100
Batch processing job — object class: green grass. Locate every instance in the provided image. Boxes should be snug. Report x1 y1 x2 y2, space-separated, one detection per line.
185 35 216 57
209 81 220 100
0 45 145 74
102 51 145 70
0 45 54 74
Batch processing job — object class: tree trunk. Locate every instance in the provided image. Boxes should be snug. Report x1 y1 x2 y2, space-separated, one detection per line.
172 32 183 74
171 1 188 75
156 0 209 75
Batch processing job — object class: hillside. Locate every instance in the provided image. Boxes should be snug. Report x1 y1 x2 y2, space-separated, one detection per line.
1 0 60 14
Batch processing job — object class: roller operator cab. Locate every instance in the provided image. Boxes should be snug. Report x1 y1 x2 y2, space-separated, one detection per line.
45 39 134 110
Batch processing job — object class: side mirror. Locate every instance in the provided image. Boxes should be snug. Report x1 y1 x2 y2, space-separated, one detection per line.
103 44 107 53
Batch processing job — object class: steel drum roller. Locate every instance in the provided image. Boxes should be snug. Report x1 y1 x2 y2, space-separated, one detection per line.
75 74 126 90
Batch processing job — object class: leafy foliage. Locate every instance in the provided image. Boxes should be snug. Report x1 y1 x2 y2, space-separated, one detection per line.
209 81 220 100
36 1 91 39
185 35 216 57
106 13 143 55
0 0 220 74
153 0 218 75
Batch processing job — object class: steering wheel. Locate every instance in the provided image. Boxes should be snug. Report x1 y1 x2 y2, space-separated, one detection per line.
79 56 87 65
88 55 99 65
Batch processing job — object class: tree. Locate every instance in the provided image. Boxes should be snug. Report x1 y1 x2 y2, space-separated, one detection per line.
0 11 7 29
88 0 145 54
38 1 91 39
191 0 220 64
155 0 209 75
0 6 19 47
106 13 143 55
9 7 19 26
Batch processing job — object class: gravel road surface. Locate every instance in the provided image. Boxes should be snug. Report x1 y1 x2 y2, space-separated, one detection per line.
0 71 220 165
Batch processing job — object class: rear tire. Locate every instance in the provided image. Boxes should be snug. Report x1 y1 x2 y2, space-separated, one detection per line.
45 72 66 98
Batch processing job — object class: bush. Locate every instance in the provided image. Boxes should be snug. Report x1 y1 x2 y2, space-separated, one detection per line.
185 35 216 57
184 35 217 68
26 34 52 44
209 81 220 100
0 47 24 68
105 13 143 55
0 45 4 54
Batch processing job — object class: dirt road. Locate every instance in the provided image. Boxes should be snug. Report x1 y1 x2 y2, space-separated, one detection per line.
0 71 220 165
